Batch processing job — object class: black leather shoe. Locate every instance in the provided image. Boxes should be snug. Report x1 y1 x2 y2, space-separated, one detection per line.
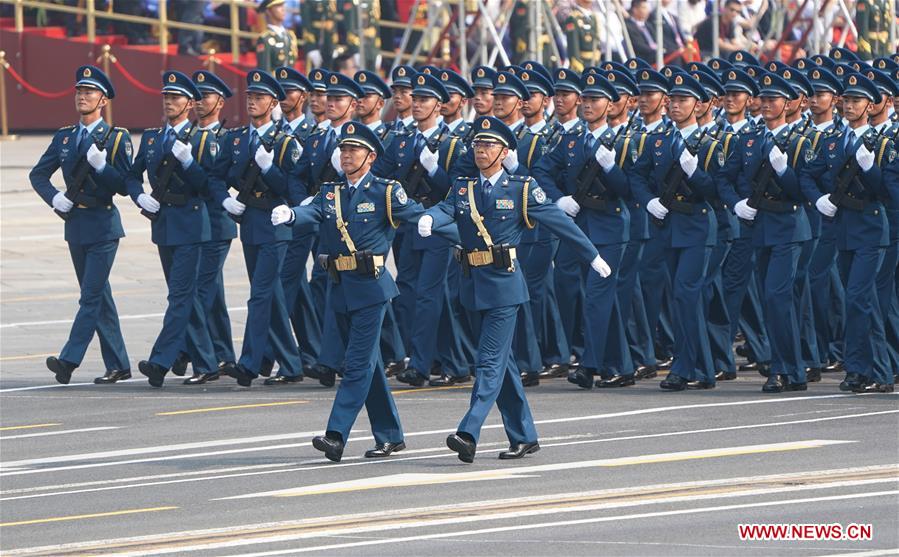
738 361 766 373
217 361 236 374
396 369 426 387
171 352 189 377
499 441 540 460
596 375 635 388
659 373 688 391
385 360 406 377
541 363 569 378
429 362 443 376
264 374 303 385
221 362 254 387
656 357 674 370
634 365 658 380
93 369 131 384
824 361 845 373
429 374 471 387
853 381 894 393
316 365 337 387
783 379 807 392
183 372 219 385
364 441 406 458
762 374 785 393
259 359 274 378
839 372 864 392
567 368 594 390
446 433 476 463
312 435 344 462
806 368 822 383
46 356 77 385
715 371 737 381
686 380 715 389
520 374 540 387
735 343 752 359
138 360 168 388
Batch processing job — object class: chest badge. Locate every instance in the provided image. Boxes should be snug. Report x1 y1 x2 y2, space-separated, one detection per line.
233 138 240 145
746 139 753 148
655 139 663 148
356 202 375 213
326 191 335 200
496 199 514 210
62 136 69 145
458 187 467 195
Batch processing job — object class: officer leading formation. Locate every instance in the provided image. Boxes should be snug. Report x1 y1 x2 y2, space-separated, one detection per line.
30 47 899 463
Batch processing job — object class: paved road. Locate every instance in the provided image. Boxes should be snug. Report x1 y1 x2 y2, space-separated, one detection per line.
1 135 898 556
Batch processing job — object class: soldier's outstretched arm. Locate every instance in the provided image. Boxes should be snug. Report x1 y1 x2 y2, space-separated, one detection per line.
289 191 325 231
527 179 599 264
425 184 459 229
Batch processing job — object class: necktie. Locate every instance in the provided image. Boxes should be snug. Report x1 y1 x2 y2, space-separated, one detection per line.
77 127 88 151
482 179 492 205
282 120 292 133
845 132 856 152
164 128 176 152
415 132 426 154
585 134 596 155
672 133 684 156
250 129 259 152
725 124 734 134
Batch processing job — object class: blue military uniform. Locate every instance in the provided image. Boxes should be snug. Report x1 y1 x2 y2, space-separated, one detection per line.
129 72 216 387
286 122 425 461
29 65 131 384
800 72 894 392
213 70 304 386
426 117 600 462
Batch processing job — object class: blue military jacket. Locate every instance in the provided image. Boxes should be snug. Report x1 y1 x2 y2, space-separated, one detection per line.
211 123 303 245
532 127 631 246
427 171 599 311
799 128 893 250
30 120 131 245
288 173 425 313
198 123 237 242
629 127 719 248
126 124 212 246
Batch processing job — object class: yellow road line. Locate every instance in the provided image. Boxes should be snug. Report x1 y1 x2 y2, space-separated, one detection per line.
0 353 55 362
157 401 308 416
0 423 61 432
0 506 178 527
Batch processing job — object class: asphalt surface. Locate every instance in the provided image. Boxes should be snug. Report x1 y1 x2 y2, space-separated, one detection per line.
1 134 898 556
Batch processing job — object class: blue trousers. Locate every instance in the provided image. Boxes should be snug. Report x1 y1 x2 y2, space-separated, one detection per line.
704 239 734 373
618 239 655 369
796 238 823 368
723 236 771 364
554 242 586 361
457 304 538 445
756 243 805 380
409 246 468 377
809 230 845 365
519 238 568 366
239 241 301 377
582 243 628 377
184 239 232 371
877 241 899 371
665 245 713 382
392 231 419 352
326 301 404 445
279 234 321 367
641 234 675 366
447 256 478 368
149 244 208 370
60 240 129 370
838 246 888 383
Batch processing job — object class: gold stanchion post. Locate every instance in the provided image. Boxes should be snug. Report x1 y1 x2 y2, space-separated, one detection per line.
96 44 116 126
0 51 18 141
206 48 218 74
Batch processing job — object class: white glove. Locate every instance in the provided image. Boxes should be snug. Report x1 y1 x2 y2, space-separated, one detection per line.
502 148 519 171
254 145 274 173
300 195 315 206
418 214 433 238
768 145 788 175
307 49 323 68
595 144 616 171
678 149 698 177
222 196 246 216
856 144 874 171
591 254 612 278
271 204 293 226
86 144 107 172
556 195 580 217
137 193 160 214
171 140 193 167
419 147 439 173
330 147 343 174
647 197 669 220
816 194 838 217
734 198 757 221
51 191 73 213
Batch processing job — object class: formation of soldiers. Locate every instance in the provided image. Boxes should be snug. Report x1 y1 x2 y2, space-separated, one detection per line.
29 46 899 462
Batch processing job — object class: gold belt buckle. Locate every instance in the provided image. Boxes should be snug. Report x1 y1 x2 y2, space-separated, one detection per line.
467 250 493 267
77 204 87 209
334 255 357 272
254 192 264 198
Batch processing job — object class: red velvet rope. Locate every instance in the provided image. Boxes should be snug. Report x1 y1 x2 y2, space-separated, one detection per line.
111 59 159 95
3 63 75 99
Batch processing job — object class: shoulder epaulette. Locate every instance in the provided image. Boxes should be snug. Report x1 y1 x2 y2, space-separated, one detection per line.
113 126 128 132
58 125 75 132
144 127 161 133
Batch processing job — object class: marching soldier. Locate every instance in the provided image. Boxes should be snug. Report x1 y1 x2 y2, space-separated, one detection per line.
801 72 894 393
354 70 392 140
438 69 473 138
301 0 337 69
546 68 585 151
31 66 132 385
309 69 332 131
389 65 417 134
127 72 216 387
565 0 600 73
255 0 299 72
271 122 425 462
418 116 610 462
213 70 304 386
470 65 497 120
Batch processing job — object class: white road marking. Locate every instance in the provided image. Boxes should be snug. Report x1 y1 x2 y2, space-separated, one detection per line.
0 427 119 440
0 379 143 393
217 440 853 499
0 307 247 329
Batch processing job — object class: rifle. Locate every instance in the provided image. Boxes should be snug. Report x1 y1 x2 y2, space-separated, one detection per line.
141 121 198 221
652 127 711 227
742 118 811 227
402 129 447 207
572 114 635 211
56 125 116 221
229 131 279 223
828 129 882 212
